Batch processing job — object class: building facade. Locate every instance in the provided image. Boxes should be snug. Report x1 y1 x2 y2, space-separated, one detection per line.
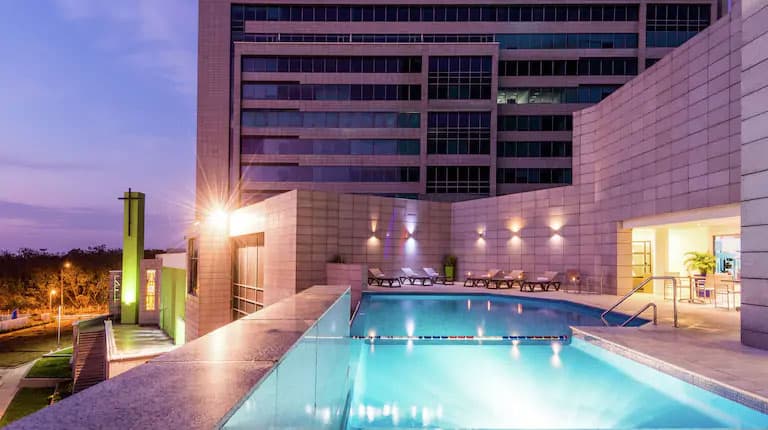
191 0 768 350
199 0 721 208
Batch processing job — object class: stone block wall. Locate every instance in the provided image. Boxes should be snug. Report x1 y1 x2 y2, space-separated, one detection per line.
741 0 768 348
452 9 742 294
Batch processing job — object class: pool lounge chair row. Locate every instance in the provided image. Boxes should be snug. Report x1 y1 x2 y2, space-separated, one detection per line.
464 270 561 292
367 267 454 287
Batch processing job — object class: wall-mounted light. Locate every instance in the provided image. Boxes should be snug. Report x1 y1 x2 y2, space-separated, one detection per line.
206 207 229 230
478 231 485 239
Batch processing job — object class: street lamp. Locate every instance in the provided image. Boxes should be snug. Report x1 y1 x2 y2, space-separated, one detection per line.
58 261 71 349
49 289 57 312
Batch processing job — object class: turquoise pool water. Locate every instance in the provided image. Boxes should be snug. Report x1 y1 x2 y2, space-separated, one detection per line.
223 292 768 429
346 293 768 429
351 293 646 340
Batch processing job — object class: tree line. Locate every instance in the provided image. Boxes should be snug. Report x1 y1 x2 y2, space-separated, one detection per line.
0 246 163 314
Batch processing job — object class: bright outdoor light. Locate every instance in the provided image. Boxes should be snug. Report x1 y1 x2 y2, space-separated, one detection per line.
206 207 229 229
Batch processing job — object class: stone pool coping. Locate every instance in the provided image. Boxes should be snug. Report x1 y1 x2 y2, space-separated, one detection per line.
573 328 768 415
6 285 350 430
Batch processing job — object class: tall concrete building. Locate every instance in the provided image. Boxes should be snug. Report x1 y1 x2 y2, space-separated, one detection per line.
199 0 720 207
191 0 727 340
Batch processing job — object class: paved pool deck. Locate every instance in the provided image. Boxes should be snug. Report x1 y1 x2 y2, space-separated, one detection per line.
367 284 768 406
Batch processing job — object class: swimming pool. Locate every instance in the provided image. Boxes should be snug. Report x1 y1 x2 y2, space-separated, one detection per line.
346 293 768 429
350 293 647 341
223 291 768 429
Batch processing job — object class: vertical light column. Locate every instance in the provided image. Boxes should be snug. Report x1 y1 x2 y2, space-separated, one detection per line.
120 190 145 324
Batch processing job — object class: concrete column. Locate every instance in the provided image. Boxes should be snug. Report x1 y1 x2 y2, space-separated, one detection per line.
740 0 768 349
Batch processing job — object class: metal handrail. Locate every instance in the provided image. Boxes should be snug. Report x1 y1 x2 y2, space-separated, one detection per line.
601 276 678 327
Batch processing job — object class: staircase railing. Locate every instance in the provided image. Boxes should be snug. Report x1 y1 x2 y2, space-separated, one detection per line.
601 276 679 327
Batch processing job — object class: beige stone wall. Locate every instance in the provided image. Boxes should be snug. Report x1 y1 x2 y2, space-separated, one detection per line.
295 190 451 290
741 0 768 348
452 10 742 294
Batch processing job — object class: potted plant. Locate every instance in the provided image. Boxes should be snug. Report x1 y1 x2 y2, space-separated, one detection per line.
443 254 457 281
683 251 716 275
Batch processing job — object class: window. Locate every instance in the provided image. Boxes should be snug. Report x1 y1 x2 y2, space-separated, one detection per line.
427 112 491 154
497 168 573 184
498 115 573 131
241 138 420 155
145 270 156 311
241 111 420 128
241 166 420 183
497 86 620 104
499 58 638 76
427 166 490 194
496 33 637 49
242 56 422 73
187 238 198 296
646 4 710 47
232 233 265 320
236 4 639 22
497 141 573 157
428 56 492 100
242 83 420 101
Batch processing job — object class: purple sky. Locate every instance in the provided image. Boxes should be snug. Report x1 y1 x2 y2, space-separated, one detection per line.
0 1 197 252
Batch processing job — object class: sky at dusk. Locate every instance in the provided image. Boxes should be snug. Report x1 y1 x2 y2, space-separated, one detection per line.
0 1 197 252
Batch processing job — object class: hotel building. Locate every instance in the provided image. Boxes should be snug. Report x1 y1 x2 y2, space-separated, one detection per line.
189 0 768 353
200 0 721 205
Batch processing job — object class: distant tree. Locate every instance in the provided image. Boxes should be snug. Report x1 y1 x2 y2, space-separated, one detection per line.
0 246 125 314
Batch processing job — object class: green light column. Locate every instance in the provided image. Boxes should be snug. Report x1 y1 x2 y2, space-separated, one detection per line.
120 190 145 324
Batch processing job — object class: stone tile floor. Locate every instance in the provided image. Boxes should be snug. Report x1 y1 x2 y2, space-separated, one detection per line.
368 283 768 401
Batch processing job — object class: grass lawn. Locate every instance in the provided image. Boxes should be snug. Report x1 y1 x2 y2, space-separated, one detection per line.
0 388 52 426
26 356 72 379
0 324 73 367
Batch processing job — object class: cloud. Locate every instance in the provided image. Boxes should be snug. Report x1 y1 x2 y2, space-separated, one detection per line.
53 0 197 95
0 155 96 171
0 200 186 252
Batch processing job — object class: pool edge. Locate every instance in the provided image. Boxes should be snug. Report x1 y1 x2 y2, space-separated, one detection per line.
572 327 768 415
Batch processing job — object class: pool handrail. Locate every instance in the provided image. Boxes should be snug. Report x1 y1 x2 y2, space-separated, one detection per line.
601 276 678 327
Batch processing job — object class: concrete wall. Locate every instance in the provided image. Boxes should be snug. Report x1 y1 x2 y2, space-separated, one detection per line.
296 191 452 289
740 0 768 348
452 10 742 294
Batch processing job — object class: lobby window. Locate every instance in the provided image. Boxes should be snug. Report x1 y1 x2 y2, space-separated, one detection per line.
427 166 490 194
499 58 637 76
428 56 492 100
242 56 422 73
497 168 572 184
497 86 619 104
497 141 573 157
145 270 156 311
241 166 420 183
242 83 421 101
427 112 491 154
241 110 420 128
498 115 573 131
232 233 265 320
241 138 420 156
646 4 710 47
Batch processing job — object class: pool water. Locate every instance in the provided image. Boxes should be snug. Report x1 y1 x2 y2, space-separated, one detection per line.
345 293 768 429
351 293 646 340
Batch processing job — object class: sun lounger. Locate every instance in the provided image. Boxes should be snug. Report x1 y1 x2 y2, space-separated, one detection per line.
464 269 502 288
424 267 453 285
491 270 526 289
400 267 433 285
521 271 561 292
367 268 401 287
